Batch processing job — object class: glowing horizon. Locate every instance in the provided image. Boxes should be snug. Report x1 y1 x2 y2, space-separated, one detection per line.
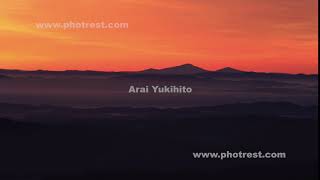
0 0 318 74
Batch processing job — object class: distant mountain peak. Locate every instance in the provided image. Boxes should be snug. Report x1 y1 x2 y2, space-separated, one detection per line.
140 64 208 75
178 63 195 67
216 67 244 73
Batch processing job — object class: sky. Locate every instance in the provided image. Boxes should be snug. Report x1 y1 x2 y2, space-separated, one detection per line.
0 0 318 74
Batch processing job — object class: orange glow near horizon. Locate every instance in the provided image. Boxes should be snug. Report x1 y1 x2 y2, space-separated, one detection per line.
0 0 318 74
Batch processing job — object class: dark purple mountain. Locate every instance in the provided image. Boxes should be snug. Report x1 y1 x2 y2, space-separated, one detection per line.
215 67 244 73
140 64 208 75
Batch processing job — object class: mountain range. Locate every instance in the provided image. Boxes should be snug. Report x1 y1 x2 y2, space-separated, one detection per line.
140 64 209 74
0 64 316 76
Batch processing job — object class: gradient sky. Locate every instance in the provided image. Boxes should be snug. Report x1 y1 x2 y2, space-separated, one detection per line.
0 0 318 73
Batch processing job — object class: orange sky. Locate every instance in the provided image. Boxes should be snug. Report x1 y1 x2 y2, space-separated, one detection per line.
0 0 318 74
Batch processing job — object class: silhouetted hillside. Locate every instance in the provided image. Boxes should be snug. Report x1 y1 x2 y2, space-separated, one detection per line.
0 102 318 179
216 67 244 73
0 66 317 108
199 71 318 80
140 64 208 75
0 65 318 78
0 102 317 124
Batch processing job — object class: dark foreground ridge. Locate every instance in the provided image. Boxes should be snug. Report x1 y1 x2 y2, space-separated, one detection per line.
0 102 318 179
0 101 317 123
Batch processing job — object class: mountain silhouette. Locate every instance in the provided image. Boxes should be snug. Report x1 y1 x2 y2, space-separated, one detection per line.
0 65 317 77
215 67 244 73
140 64 208 75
